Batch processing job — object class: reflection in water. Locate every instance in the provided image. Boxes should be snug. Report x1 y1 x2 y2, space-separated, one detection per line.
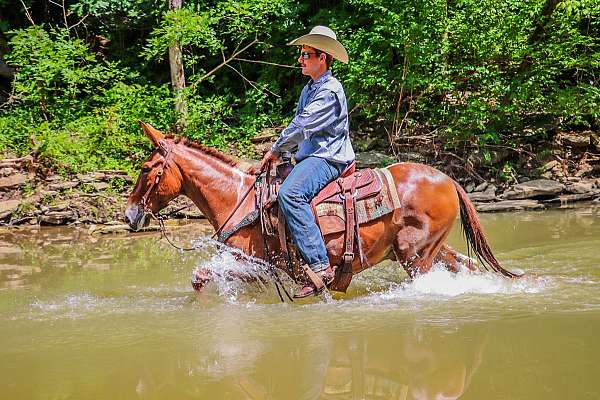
131 318 487 400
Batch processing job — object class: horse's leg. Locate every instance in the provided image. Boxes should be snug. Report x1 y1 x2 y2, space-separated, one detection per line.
192 267 213 291
433 244 478 273
191 267 265 291
392 219 431 278
392 214 456 278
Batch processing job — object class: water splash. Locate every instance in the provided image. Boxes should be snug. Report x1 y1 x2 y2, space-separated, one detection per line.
191 239 286 303
377 263 550 299
30 294 113 319
190 238 552 304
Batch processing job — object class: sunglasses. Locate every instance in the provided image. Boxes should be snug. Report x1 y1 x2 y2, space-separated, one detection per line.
300 51 321 60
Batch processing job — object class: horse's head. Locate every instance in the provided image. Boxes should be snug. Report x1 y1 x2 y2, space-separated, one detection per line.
125 122 184 231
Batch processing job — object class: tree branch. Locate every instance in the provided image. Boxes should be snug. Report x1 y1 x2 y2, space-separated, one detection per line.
68 13 89 30
233 57 298 69
19 0 35 25
190 38 258 91
225 64 280 98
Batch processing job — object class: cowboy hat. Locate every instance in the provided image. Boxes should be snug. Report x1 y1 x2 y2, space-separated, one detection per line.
288 26 348 64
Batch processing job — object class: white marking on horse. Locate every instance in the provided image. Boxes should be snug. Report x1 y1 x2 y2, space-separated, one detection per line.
232 169 245 203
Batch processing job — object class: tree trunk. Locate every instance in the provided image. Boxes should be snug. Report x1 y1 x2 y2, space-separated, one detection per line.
168 0 187 131
528 0 562 45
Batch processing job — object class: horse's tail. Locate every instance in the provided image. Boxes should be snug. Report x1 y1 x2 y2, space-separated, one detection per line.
453 181 522 278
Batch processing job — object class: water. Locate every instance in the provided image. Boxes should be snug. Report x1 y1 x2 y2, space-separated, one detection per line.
1 206 599 399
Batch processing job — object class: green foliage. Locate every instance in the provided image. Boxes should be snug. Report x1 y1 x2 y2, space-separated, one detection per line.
144 8 221 63
0 0 598 179
1 25 174 173
6 26 130 118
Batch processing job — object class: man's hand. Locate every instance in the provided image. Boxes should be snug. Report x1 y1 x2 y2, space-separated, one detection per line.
259 150 280 172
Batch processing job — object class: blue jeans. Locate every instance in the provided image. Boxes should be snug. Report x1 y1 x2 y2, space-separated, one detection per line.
278 156 345 272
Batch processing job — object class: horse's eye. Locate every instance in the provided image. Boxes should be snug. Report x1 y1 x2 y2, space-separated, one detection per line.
142 166 151 174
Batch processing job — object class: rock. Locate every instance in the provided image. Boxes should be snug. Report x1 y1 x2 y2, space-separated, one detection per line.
465 182 475 193
590 133 600 152
92 182 109 191
575 162 593 177
468 186 497 202
0 167 15 177
567 181 595 194
519 176 530 182
354 136 380 152
48 181 79 191
503 179 565 200
76 172 106 183
398 152 426 163
47 203 70 212
355 152 396 168
541 160 560 172
45 175 63 182
175 209 204 219
475 200 545 212
0 174 27 190
560 132 589 147
100 171 133 183
39 210 76 225
0 199 21 219
473 182 488 192
543 191 600 204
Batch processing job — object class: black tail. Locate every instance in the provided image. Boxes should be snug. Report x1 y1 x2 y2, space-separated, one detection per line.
453 181 522 278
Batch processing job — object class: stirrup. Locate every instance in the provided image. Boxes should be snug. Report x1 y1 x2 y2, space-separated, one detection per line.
293 265 334 298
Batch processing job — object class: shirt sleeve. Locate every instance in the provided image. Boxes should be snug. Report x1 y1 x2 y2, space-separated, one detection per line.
271 90 339 155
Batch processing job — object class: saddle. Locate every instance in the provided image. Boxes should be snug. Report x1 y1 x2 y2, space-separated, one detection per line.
256 161 383 292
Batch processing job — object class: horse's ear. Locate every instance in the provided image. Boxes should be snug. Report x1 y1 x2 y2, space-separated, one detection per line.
139 121 165 147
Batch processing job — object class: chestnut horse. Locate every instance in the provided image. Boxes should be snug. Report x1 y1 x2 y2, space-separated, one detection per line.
125 122 519 293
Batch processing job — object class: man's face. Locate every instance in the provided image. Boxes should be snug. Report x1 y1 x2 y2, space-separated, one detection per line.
298 45 326 78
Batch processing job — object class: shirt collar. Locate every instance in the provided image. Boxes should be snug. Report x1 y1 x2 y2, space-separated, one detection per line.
309 70 332 88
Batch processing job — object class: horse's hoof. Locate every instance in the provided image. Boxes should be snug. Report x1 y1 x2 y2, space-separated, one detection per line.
191 267 211 291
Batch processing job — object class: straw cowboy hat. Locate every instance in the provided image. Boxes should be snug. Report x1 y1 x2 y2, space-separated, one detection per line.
288 26 349 64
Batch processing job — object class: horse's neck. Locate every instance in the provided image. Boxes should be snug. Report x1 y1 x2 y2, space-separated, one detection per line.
174 147 253 230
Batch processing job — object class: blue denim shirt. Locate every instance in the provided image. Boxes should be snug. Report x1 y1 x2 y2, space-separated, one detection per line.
271 70 355 165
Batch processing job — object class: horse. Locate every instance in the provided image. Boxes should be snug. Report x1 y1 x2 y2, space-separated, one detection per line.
124 122 519 295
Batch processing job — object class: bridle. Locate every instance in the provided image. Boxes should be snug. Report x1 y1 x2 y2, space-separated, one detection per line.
137 139 198 252
140 139 174 214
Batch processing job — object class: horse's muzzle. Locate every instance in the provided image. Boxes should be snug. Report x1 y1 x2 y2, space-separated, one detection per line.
124 204 149 231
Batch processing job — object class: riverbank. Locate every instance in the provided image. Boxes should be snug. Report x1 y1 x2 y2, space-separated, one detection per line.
1 145 600 228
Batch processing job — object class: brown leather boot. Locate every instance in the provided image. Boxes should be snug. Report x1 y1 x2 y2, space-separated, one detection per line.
294 265 335 298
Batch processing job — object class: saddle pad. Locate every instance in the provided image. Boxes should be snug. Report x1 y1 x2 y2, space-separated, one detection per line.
316 168 401 236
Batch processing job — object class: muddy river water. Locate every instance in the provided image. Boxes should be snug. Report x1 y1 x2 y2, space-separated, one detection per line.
1 206 599 399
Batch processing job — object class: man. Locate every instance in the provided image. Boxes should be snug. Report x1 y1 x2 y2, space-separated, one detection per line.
260 26 355 298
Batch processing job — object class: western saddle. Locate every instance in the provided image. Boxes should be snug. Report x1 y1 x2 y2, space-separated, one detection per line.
255 160 382 291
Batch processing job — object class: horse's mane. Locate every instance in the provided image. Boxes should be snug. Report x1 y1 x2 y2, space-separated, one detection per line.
167 135 240 169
